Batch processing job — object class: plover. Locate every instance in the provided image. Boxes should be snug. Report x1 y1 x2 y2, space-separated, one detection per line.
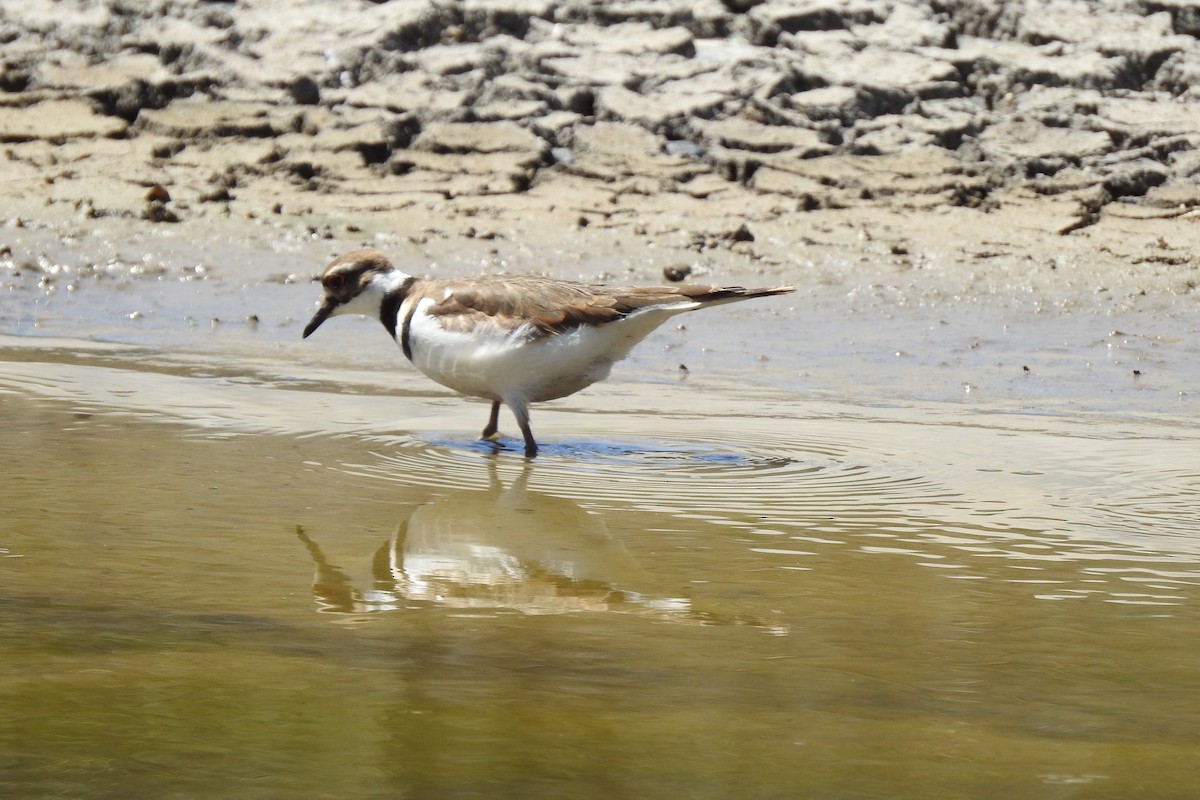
303 248 794 457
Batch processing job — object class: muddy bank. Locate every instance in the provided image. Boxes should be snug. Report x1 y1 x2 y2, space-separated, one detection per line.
3 0 1200 258
0 0 1197 416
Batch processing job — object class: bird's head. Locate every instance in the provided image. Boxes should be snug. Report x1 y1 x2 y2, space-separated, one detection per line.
302 249 407 338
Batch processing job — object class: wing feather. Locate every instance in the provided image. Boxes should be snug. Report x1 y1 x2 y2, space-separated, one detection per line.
423 276 792 336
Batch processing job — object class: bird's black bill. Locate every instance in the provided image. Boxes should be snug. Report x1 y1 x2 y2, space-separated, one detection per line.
302 301 336 338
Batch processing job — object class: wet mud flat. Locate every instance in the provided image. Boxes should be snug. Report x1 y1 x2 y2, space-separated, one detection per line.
1 0 1198 412
3 0 1200 294
2 0 1200 797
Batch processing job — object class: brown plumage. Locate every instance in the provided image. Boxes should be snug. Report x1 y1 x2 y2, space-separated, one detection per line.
423 276 792 336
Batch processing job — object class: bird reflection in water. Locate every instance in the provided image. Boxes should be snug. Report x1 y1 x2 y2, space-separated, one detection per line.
295 465 702 622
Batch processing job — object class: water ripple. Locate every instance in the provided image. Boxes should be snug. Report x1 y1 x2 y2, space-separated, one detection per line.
346 427 963 532
337 421 1200 609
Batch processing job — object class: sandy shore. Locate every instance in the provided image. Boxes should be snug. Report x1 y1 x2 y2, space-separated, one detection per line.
0 0 1196 415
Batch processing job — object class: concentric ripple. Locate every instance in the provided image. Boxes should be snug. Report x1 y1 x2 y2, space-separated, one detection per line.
337 418 1200 608
1074 470 1200 542
343 425 970 538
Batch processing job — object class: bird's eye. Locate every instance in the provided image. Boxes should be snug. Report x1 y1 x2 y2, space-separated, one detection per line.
324 274 346 292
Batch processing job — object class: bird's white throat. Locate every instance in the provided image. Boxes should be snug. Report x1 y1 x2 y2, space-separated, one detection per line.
334 269 411 320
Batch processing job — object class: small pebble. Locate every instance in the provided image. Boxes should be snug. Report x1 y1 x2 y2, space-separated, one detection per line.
664 264 692 282
289 76 321 106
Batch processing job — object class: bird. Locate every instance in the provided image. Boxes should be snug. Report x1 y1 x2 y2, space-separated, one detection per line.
302 248 794 457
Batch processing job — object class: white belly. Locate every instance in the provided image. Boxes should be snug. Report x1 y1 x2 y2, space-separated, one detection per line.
404 305 683 403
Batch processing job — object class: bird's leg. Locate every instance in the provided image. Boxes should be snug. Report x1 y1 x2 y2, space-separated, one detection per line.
520 425 538 459
481 400 502 440
508 400 538 459
520 421 538 459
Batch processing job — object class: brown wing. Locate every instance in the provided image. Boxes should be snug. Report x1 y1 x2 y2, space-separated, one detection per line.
425 276 793 336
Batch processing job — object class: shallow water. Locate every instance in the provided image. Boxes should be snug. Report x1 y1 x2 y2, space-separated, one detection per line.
2 344 1199 799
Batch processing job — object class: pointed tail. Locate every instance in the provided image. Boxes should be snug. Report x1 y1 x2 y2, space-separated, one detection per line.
691 284 795 306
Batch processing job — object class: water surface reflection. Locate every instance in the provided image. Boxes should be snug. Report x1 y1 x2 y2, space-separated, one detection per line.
296 466 700 622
